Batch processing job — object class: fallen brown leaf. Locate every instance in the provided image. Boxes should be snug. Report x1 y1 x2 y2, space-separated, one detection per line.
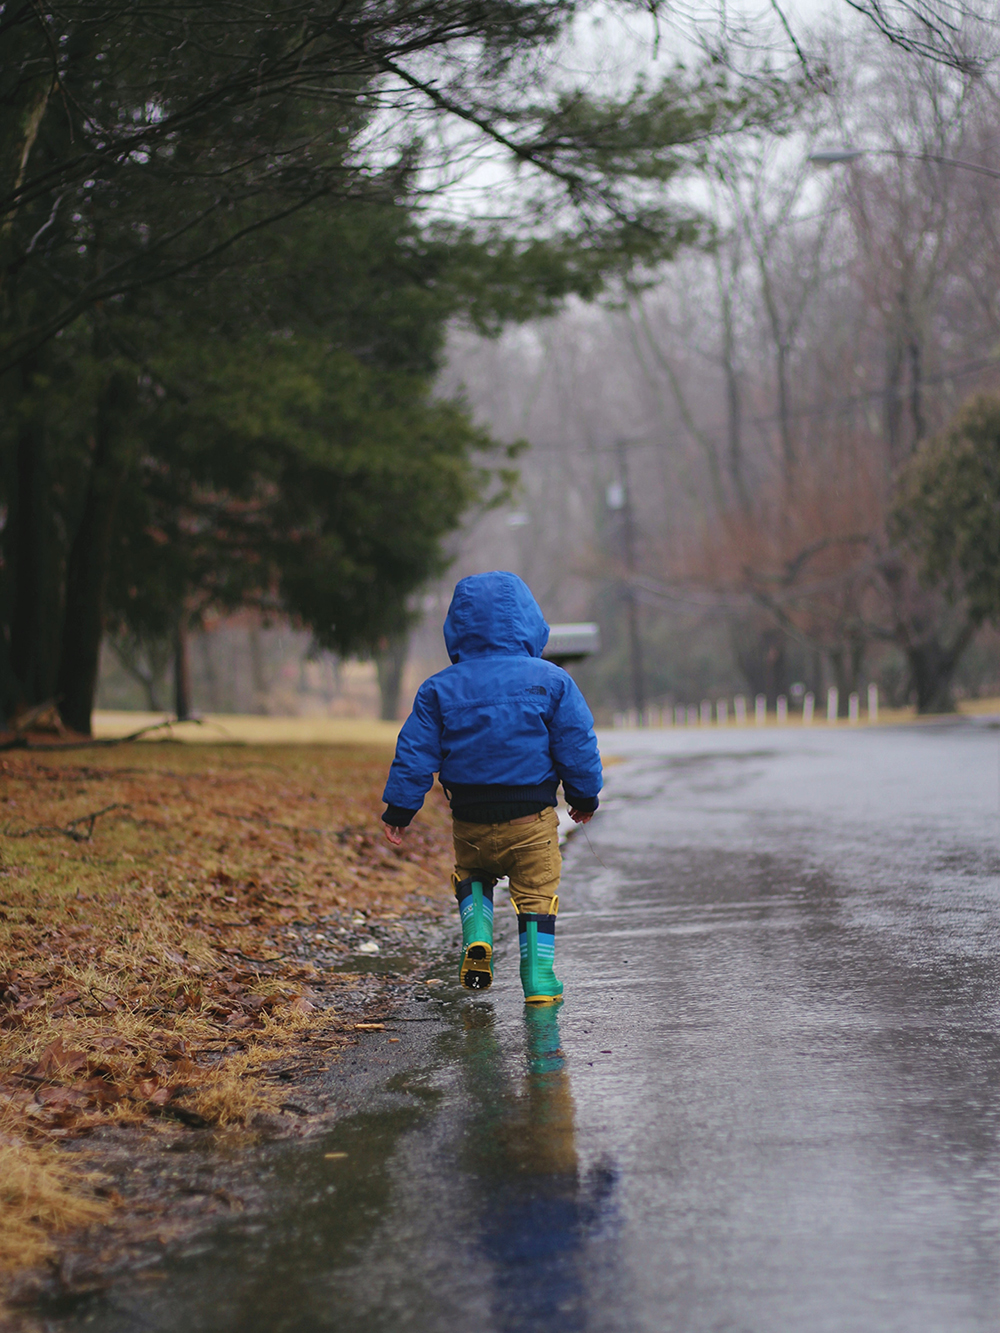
76 1078 123 1107
29 1039 88 1079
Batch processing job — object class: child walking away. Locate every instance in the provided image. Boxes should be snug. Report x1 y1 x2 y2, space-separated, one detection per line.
382 571 602 1004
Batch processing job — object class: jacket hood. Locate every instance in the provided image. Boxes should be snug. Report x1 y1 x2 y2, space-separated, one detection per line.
443 572 550 663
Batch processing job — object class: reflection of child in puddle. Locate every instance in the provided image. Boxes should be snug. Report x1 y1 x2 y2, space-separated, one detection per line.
381 572 602 1002
462 1005 619 1331
503 1006 579 1176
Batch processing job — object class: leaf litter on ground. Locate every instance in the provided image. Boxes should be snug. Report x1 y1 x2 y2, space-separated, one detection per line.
0 740 453 1303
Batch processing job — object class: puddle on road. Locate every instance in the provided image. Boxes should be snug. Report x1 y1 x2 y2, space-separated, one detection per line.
41 991 621 1333
324 951 419 976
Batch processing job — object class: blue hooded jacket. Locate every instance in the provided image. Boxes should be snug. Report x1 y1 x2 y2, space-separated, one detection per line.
382 571 602 825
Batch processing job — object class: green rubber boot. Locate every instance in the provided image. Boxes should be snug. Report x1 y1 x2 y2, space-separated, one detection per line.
518 913 563 1004
455 874 494 990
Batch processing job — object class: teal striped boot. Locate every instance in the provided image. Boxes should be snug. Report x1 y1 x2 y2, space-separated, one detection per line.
518 913 563 1004
456 874 494 991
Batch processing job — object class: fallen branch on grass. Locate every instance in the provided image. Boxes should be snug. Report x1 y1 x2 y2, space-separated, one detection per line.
2 804 131 843
0 715 243 753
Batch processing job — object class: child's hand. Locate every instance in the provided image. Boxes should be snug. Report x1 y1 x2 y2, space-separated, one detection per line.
568 808 594 825
384 824 406 846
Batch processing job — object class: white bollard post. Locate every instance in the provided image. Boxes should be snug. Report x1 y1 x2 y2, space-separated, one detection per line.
700 701 711 725
827 687 838 723
717 699 728 726
734 695 747 725
755 694 766 725
687 706 698 726
776 694 788 724
803 692 815 724
867 683 878 721
848 691 860 723
627 708 638 728
675 706 685 726
613 712 625 728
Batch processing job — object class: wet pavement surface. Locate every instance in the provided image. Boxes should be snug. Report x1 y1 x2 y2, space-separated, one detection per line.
45 722 1000 1332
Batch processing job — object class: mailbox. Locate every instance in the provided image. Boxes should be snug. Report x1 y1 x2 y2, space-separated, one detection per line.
543 622 600 667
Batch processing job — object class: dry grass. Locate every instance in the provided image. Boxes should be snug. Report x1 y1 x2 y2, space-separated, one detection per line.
0 1136 108 1276
0 741 453 1286
90 712 404 746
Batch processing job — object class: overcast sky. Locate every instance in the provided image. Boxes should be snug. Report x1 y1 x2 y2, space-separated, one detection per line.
404 0 852 226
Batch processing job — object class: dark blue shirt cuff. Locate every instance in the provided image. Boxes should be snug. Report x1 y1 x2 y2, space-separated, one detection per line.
563 790 599 813
383 804 418 828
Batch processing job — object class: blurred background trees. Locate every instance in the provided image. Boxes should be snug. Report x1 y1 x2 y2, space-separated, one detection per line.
1 0 791 731
436 9 1000 720
4 0 999 728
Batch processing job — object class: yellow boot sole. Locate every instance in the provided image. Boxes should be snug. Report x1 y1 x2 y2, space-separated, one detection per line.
460 941 493 990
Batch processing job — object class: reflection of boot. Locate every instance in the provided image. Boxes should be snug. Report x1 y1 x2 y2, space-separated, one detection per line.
524 1003 564 1074
458 1003 512 1160
505 1006 577 1176
456 873 494 990
518 914 563 1004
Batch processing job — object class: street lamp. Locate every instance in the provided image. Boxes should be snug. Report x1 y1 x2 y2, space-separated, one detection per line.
808 148 865 165
808 146 1000 182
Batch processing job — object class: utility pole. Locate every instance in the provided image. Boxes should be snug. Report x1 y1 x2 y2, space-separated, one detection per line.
614 439 645 721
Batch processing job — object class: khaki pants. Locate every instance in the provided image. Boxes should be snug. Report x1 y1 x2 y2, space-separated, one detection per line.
452 807 561 916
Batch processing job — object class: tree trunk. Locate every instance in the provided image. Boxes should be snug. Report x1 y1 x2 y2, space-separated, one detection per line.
0 63 53 283
375 635 408 721
248 625 270 714
108 633 173 711
908 337 925 446
758 263 794 488
198 631 221 713
6 362 63 712
829 635 865 717
731 618 789 707
809 648 823 700
0 632 18 728
885 326 905 465
763 629 788 710
716 248 750 512
174 618 193 720
775 338 794 487
55 370 135 734
723 353 748 511
906 623 975 714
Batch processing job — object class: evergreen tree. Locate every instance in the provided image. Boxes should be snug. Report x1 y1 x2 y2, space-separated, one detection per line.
0 0 799 729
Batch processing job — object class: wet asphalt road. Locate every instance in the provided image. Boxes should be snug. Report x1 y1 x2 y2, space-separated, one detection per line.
52 721 1000 1332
